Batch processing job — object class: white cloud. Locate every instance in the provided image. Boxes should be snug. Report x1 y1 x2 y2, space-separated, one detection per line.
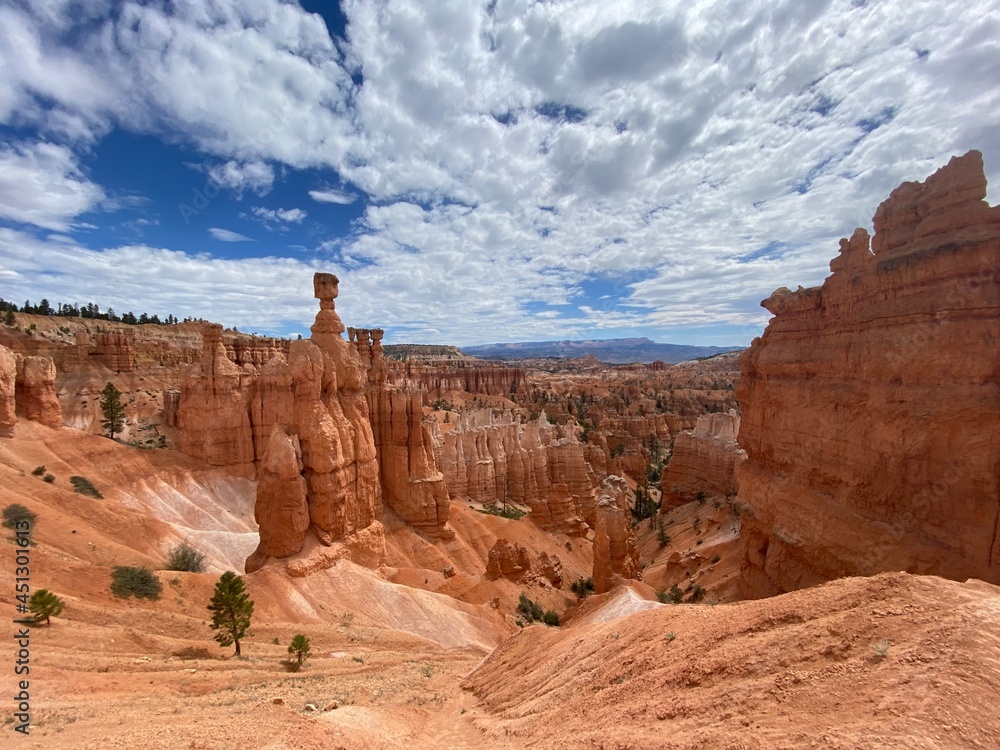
208 227 253 242
252 206 307 224
207 161 275 197
0 228 316 329
309 189 357 205
3 0 1000 345
0 140 105 230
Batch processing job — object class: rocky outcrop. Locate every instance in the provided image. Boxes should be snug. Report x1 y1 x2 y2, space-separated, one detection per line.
228 335 288 367
0 345 16 437
348 328 388 386
250 427 310 562
18 356 62 428
248 357 294 462
592 476 641 594
246 274 383 571
433 409 591 535
162 389 180 427
369 388 454 539
660 410 744 510
389 362 526 400
92 330 136 372
536 552 564 588
737 150 1000 598
484 538 532 580
177 324 255 468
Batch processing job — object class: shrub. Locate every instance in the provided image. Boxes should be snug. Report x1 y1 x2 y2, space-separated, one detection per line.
475 503 526 520
43 474 55 483
871 639 890 661
29 589 64 625
31 466 46 476
542 610 560 627
516 593 545 623
710 554 721 564
70 476 103 498
656 589 669 604
570 577 595 599
2 503 37 530
110 566 162 600
687 584 706 603
165 542 205 573
666 584 684 604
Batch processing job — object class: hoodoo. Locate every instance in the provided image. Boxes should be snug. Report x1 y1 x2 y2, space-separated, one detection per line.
737 150 1000 597
246 274 383 571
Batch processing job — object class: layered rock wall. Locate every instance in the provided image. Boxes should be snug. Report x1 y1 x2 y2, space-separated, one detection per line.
92 331 136 372
660 410 744 510
389 362 526 400
432 409 591 535
737 150 1000 597
176 324 256 468
0 345 63 433
368 387 454 539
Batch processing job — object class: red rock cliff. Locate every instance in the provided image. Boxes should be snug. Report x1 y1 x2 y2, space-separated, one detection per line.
433 409 591 535
737 150 1000 598
389 361 526 400
660 410 744 511
368 387 454 539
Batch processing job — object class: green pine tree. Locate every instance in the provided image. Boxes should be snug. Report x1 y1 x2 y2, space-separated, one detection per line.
287 634 311 667
208 571 254 656
29 589 64 625
99 382 126 439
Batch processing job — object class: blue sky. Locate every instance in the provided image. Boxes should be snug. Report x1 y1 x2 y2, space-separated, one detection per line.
1 0 999 346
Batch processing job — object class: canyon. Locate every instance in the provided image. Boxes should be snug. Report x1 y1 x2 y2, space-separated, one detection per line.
0 152 998 748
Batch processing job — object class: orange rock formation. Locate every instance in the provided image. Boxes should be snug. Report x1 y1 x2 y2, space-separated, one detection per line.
176 323 256 468
389 361 526 400
592 475 640 593
484 538 532 580
246 274 383 571
660 410 744 510
369 387 454 539
737 150 1000 597
19 355 63 428
0 345 16 436
433 409 592 535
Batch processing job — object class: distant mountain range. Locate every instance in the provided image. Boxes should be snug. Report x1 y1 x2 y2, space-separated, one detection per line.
460 337 743 364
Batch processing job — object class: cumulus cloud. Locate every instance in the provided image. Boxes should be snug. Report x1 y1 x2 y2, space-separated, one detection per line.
208 227 253 242
0 228 316 330
251 206 307 227
207 161 275 197
3 0 1000 345
0 140 105 230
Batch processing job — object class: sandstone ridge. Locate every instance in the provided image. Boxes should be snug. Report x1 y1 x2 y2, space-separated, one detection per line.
737 150 1000 597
